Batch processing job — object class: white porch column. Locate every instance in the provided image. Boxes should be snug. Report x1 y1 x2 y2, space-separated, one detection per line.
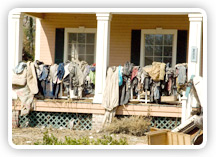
187 14 203 111
181 91 187 124
93 13 112 103
9 12 24 69
9 12 24 99
187 14 203 79
35 18 41 61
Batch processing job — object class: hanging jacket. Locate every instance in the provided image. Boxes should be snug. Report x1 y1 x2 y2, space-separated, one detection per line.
39 65 49 81
13 62 27 74
12 67 27 87
57 63 65 81
118 66 123 86
102 66 119 111
176 64 187 85
148 62 166 81
26 61 39 94
68 62 84 87
130 66 138 81
49 64 58 84
122 61 134 76
89 70 95 85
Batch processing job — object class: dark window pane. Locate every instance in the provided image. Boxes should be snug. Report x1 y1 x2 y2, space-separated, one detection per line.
68 55 71 61
145 57 153 66
86 55 94 64
164 46 172 56
68 44 72 55
86 45 94 54
86 33 95 43
68 33 77 43
78 44 85 54
68 44 77 61
163 57 172 66
145 34 154 45
155 34 163 45
145 46 153 56
78 33 86 43
154 46 162 56
154 57 162 62
78 55 85 61
164 34 173 45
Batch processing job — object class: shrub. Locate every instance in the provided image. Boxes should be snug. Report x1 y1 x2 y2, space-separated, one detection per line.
34 130 128 145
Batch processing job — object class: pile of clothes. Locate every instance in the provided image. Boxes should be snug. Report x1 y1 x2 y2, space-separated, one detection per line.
101 61 187 126
12 59 96 116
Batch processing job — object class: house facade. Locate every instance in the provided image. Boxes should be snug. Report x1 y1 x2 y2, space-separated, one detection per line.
9 8 206 130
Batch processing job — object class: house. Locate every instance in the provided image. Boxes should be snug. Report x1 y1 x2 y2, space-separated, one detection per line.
9 8 206 131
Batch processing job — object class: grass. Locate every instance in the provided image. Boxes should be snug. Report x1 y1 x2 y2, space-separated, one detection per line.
34 130 128 145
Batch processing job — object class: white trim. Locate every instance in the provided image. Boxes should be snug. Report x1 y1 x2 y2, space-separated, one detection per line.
9 12 24 69
187 14 203 79
64 28 97 63
93 13 112 103
9 8 206 15
140 29 177 67
35 18 41 61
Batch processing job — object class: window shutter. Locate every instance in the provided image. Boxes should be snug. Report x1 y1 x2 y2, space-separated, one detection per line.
131 30 141 66
176 30 188 64
55 28 65 64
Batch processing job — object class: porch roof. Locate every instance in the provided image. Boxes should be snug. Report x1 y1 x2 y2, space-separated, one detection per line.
20 8 204 19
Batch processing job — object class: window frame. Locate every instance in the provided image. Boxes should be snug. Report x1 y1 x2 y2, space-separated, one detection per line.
140 29 177 67
64 28 97 63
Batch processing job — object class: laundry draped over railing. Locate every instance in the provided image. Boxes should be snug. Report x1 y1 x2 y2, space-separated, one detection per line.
12 59 96 116
101 61 188 126
12 59 187 118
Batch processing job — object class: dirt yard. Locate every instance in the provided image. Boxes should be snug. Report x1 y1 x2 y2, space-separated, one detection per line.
12 127 148 145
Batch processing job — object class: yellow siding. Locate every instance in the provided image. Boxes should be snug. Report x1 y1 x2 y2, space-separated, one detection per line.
110 15 189 66
39 14 189 65
40 13 97 64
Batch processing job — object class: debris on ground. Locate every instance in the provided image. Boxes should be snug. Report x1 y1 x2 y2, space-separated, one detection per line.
12 127 148 145
103 116 151 136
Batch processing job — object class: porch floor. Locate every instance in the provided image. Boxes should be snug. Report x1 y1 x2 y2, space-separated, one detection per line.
12 99 200 118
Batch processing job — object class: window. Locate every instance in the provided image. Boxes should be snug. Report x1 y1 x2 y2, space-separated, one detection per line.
140 29 177 67
64 28 97 64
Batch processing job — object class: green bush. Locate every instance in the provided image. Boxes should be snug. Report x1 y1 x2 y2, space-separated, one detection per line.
34 130 128 145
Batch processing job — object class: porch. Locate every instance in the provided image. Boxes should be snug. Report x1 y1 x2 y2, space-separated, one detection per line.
12 99 200 131
9 9 203 97
9 9 204 130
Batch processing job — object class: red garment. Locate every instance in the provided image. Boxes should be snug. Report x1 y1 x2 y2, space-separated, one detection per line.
131 67 138 80
167 77 172 93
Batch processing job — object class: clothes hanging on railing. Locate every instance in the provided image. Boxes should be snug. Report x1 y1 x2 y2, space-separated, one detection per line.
12 61 37 116
102 66 119 126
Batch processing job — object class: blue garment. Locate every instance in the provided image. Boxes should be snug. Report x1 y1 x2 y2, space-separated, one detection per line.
39 65 49 81
57 63 65 81
118 66 123 86
14 62 27 74
90 66 95 72
154 86 160 100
